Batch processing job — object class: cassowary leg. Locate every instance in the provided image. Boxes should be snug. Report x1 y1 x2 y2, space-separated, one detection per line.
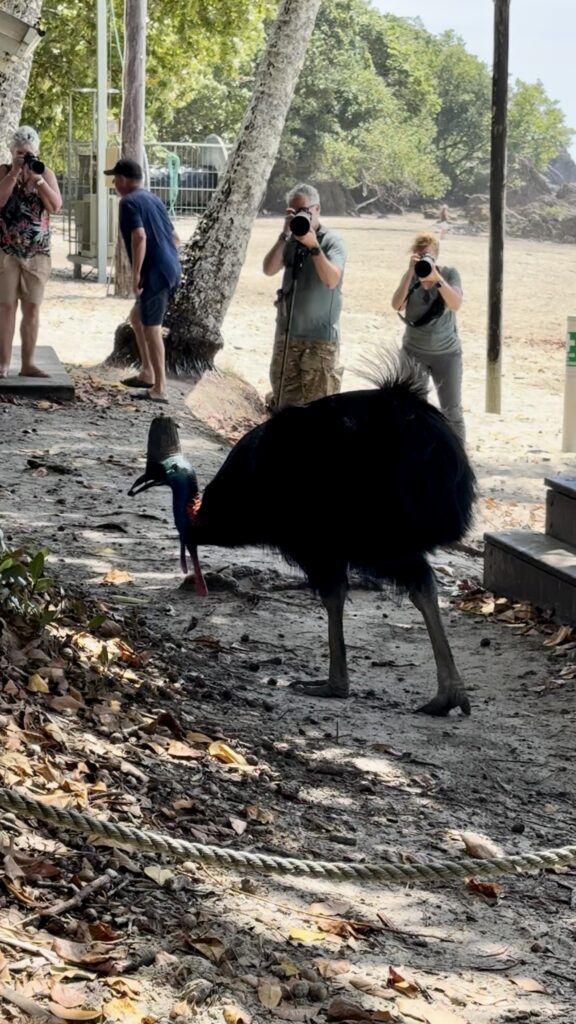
291 582 350 698
409 573 471 716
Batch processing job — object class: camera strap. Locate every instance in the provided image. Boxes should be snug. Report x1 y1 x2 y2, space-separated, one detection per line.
397 281 445 328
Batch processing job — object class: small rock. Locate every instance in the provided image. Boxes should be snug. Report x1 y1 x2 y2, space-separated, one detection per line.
480 637 491 648
309 982 328 1002
240 877 257 894
510 819 525 834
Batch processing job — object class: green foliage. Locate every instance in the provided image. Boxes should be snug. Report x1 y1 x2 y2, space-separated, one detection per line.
21 0 574 199
508 79 573 170
22 0 275 166
0 544 59 627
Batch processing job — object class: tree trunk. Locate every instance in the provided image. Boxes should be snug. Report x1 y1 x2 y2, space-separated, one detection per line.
0 0 43 160
114 0 147 299
107 0 322 374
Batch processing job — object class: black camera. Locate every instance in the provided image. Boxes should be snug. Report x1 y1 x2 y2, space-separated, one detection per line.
290 208 312 238
23 153 45 175
414 253 435 278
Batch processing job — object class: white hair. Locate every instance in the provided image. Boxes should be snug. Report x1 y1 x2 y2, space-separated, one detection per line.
286 182 320 207
11 126 40 154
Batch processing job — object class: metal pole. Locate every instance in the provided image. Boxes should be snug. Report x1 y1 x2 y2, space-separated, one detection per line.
486 0 511 414
561 316 576 451
96 0 108 283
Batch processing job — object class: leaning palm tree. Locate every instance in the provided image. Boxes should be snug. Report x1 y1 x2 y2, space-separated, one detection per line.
107 0 323 377
0 0 44 158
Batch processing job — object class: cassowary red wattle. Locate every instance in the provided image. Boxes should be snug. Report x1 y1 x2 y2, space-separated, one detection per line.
129 357 476 715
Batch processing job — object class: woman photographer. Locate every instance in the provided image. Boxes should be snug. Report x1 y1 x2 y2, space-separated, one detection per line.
391 232 465 442
0 126 61 378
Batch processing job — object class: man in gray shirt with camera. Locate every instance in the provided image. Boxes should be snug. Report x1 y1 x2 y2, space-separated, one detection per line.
263 183 347 408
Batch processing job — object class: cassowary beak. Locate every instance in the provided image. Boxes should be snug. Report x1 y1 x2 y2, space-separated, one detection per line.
128 472 166 497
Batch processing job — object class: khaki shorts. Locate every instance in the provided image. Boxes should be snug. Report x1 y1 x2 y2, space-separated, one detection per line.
0 251 51 305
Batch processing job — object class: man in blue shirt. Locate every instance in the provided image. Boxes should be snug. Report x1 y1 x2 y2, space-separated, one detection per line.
105 158 181 403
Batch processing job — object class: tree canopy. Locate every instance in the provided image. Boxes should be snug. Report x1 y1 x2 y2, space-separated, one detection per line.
23 0 574 202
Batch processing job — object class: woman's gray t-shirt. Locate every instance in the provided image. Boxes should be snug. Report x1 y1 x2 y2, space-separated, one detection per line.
401 266 462 355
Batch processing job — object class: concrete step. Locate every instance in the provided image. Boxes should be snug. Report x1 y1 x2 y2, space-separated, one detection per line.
545 475 576 547
1 346 75 402
484 529 576 625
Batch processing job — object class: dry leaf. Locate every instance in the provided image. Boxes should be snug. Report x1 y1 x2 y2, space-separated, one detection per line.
274 1006 321 1022
245 804 274 824
50 981 87 1008
313 959 353 979
289 927 326 945
387 967 419 998
208 741 247 766
348 976 394 1000
509 977 547 994
543 625 573 647
47 1006 102 1021
466 877 503 899
27 673 50 692
223 1005 252 1024
258 980 283 1009
275 960 300 978
104 977 142 998
459 831 504 859
104 994 146 1023
167 740 203 759
101 569 134 585
185 731 213 744
326 996 396 1021
188 936 226 963
230 817 248 835
144 865 176 886
396 998 467 1023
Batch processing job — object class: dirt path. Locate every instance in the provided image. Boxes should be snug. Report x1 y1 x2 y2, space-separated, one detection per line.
0 214 576 1022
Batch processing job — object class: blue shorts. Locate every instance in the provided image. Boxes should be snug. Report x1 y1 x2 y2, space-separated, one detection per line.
137 285 175 327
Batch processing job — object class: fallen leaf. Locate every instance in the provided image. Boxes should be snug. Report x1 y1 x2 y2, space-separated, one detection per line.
273 1006 320 1022
104 994 146 1022
313 959 353 979
347 976 395 1000
245 804 274 824
459 831 504 859
466 878 503 899
509 977 547 994
223 1005 252 1024
387 967 419 998
188 936 226 963
208 741 247 766
101 569 134 585
326 996 396 1021
543 625 573 647
275 960 300 978
396 998 467 1023
47 1006 102 1020
171 1001 191 1019
27 673 50 692
185 731 213 745
104 977 142 998
289 928 326 945
230 817 248 835
167 740 203 759
258 980 283 1009
50 981 87 1008
144 865 176 886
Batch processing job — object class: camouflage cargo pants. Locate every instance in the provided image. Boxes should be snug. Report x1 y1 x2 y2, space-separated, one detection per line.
268 334 343 408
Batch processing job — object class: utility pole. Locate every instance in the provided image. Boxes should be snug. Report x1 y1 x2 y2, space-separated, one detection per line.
96 0 108 284
115 0 147 296
486 0 511 413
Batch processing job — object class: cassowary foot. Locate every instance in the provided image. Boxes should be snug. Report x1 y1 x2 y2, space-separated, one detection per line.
289 679 350 699
416 690 471 717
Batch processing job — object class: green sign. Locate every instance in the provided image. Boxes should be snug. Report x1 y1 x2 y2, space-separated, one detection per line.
568 331 576 366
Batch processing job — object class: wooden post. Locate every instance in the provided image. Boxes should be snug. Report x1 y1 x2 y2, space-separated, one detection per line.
115 0 147 297
486 0 511 414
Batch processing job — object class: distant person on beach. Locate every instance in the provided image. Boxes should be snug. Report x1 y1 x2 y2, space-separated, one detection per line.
392 231 466 443
438 203 450 239
0 126 62 379
105 157 181 405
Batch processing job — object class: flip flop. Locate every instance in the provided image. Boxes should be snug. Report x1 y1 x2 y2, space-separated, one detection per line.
134 392 170 405
121 376 153 388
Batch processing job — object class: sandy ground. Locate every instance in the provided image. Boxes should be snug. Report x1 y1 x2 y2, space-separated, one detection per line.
0 215 575 1023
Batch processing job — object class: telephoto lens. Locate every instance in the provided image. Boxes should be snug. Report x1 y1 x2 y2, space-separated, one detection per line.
414 254 435 278
290 209 312 237
23 153 45 175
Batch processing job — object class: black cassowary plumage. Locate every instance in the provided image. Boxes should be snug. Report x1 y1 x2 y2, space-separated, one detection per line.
130 357 476 716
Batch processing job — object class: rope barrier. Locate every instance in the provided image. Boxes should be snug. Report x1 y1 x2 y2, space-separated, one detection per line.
1 788 575 884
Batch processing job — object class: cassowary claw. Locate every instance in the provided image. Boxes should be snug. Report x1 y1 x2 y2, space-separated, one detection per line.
416 692 471 717
289 679 350 698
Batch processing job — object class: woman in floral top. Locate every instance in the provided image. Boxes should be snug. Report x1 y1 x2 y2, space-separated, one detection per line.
0 126 62 378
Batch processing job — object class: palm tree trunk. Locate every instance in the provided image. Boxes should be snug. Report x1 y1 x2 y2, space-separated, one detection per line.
107 0 322 375
0 1 43 159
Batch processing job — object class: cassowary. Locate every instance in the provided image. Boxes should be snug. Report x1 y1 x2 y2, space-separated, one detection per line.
129 359 476 715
